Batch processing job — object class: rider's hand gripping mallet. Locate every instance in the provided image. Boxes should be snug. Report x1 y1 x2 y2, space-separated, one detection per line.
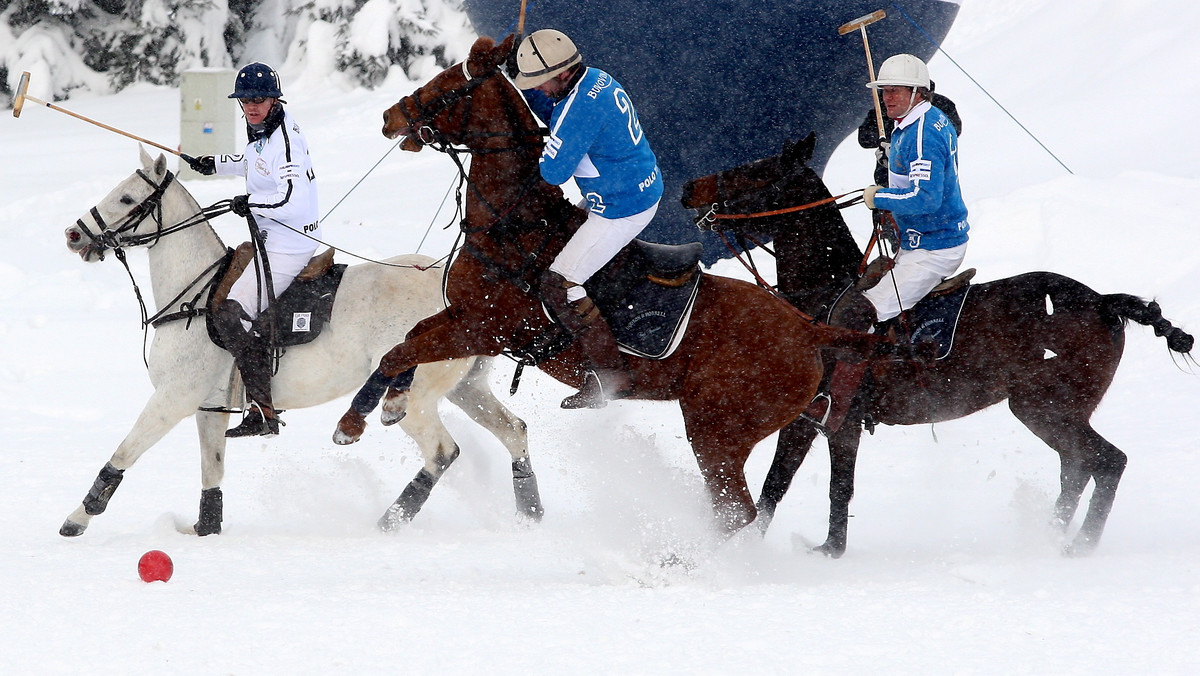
12 71 188 159
838 10 888 140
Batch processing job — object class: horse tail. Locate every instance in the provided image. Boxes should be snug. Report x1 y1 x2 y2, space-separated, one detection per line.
1101 294 1195 354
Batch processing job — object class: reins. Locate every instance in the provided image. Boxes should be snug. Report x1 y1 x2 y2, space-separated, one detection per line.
697 190 864 228
74 169 237 366
400 62 559 293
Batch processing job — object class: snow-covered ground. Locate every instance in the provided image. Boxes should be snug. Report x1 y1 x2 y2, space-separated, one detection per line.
3 1 1199 672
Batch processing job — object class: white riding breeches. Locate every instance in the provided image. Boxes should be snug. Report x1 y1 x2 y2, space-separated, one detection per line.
227 247 318 323
550 200 660 302
862 243 967 321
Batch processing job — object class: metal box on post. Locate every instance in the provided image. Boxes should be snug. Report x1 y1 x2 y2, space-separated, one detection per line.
179 69 238 180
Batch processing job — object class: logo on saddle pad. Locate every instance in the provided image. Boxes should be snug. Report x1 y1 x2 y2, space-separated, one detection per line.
903 285 971 360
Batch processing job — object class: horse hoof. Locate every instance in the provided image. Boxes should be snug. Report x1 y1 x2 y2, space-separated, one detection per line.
810 541 846 559
376 506 405 532
1063 534 1099 558
333 410 366 445
380 409 406 426
60 520 86 537
194 521 221 536
381 389 409 427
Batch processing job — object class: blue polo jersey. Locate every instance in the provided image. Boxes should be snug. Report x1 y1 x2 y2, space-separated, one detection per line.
524 67 663 219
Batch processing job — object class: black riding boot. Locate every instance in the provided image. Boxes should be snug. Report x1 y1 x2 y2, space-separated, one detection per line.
539 270 633 409
800 289 877 433
213 300 281 437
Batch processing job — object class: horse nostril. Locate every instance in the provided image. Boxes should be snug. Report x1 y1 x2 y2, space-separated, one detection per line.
67 230 81 243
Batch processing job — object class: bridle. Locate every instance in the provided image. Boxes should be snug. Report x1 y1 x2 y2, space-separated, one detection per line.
396 62 546 154
74 169 228 258
74 168 233 365
393 57 577 297
398 58 557 246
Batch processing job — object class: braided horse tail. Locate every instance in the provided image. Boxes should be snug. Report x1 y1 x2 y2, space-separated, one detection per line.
1102 294 1194 355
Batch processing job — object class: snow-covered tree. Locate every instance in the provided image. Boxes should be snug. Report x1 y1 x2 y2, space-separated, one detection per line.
1 0 475 105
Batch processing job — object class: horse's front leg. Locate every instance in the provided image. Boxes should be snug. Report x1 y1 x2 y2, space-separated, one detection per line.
61 389 203 536
333 314 500 445
756 418 822 535
814 421 865 558
192 409 231 536
380 308 462 426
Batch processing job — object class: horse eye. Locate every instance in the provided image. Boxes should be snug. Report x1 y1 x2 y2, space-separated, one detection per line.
120 195 135 205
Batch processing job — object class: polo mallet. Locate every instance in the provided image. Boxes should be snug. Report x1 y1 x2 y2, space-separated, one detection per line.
517 0 529 36
838 10 888 139
839 11 895 273
12 71 184 158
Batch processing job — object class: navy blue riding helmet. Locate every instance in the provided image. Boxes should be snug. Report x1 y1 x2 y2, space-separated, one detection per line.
229 63 283 99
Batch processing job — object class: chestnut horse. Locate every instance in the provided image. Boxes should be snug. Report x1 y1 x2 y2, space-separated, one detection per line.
331 35 888 534
681 133 1194 556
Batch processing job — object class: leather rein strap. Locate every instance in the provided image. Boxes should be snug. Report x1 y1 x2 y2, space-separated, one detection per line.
701 189 863 224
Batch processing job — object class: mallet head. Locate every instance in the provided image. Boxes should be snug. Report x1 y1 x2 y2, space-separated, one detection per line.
838 9 886 35
12 71 31 118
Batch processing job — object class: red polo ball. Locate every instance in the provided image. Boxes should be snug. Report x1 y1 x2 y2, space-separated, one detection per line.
138 550 173 583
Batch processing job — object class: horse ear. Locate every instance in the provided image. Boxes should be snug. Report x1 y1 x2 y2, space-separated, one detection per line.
782 132 816 173
154 152 168 179
496 33 516 64
467 36 497 74
138 144 153 169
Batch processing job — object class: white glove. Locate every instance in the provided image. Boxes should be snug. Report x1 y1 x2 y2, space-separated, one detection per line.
875 140 890 167
864 185 882 210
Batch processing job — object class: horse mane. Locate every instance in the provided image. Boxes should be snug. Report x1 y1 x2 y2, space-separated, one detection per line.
467 34 515 76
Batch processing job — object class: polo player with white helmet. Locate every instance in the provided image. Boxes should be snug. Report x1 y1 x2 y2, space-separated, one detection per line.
803 53 969 433
514 29 664 409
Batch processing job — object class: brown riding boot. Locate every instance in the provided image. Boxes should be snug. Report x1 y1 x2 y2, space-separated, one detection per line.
800 289 877 433
213 300 281 438
539 270 633 409
800 360 868 433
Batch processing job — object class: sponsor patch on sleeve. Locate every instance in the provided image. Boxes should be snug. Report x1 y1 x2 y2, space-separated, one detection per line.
908 159 932 182
278 162 302 180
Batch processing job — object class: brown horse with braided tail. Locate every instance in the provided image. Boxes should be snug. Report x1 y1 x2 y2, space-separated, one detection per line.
330 35 891 534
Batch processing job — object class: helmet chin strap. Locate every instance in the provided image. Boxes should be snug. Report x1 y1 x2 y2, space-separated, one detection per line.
891 89 920 120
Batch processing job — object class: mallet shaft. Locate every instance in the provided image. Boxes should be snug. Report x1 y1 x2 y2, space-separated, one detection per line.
13 71 180 156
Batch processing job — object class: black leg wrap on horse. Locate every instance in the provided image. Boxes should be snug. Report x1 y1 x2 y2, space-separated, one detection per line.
83 463 125 516
195 487 224 536
379 468 440 530
352 369 394 416
511 457 544 520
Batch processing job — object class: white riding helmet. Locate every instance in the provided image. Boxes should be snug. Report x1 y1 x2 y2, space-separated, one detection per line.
513 29 582 89
867 54 930 90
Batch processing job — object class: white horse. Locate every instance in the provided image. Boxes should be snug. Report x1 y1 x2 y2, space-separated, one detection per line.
60 148 541 537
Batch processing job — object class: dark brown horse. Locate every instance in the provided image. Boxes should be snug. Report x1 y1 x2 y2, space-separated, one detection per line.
331 36 888 534
681 133 1194 555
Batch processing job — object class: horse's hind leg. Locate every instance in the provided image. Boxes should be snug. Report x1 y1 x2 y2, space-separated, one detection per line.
756 418 821 535
445 358 541 520
1053 458 1090 530
377 364 466 531
1010 402 1127 556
